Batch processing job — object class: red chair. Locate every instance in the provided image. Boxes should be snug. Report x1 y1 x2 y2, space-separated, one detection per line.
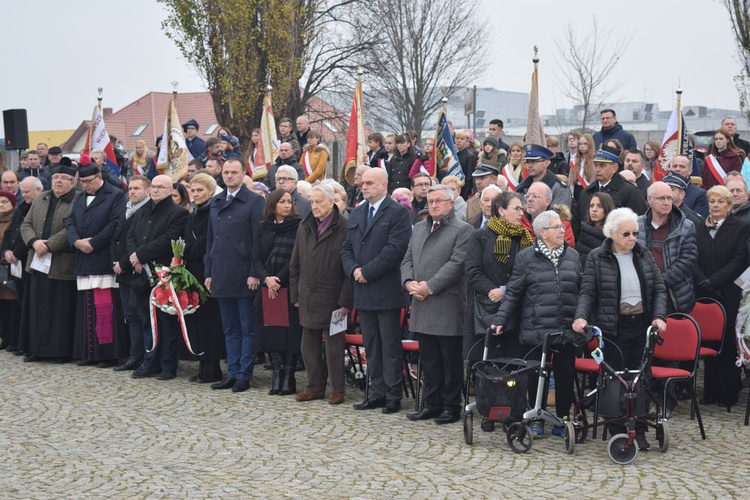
650 313 705 440
402 339 422 410
688 298 726 419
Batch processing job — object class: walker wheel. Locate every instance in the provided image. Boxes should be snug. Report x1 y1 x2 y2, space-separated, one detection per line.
607 433 638 465
564 422 576 455
656 421 669 452
464 411 473 445
506 422 533 454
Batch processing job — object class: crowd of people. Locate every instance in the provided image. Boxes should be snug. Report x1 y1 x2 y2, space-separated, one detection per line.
1 111 750 450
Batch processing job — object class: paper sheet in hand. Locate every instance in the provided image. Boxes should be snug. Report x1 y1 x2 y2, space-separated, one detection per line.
329 309 347 335
262 288 290 327
735 265 750 290
10 261 22 279
30 253 51 274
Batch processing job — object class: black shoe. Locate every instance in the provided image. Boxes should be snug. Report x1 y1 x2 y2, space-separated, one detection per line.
382 400 402 414
114 358 141 372
434 409 461 425
407 407 442 421
132 368 159 379
23 355 40 363
76 360 96 367
481 418 496 432
353 398 386 410
6 346 17 353
157 371 176 381
232 380 251 392
12 350 24 356
635 433 650 451
97 360 117 368
676 386 692 401
211 377 236 390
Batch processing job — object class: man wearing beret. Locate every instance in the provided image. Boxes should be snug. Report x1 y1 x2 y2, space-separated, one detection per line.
47 146 64 167
19 165 79 362
183 119 206 159
515 144 572 209
575 145 648 235
66 164 127 367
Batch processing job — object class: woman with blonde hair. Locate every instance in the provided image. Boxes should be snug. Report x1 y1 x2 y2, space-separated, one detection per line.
129 140 150 178
569 133 595 199
504 141 526 188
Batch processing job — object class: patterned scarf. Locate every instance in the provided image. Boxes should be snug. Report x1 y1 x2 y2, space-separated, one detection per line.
536 238 564 267
486 216 533 263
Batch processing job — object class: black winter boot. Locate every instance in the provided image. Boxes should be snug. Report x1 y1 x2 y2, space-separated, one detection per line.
268 352 285 395
279 353 298 395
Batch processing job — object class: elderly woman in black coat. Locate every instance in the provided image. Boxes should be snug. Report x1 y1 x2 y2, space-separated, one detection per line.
253 189 302 396
490 210 582 438
573 207 667 450
184 173 225 383
693 185 750 411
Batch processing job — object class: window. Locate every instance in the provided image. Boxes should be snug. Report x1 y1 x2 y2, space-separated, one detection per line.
132 124 148 137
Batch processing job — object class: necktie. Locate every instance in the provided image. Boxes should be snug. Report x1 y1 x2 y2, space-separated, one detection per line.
227 193 234 202
367 206 375 227
432 221 439 233
481 218 487 229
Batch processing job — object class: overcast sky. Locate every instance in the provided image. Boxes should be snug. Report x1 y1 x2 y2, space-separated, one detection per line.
0 0 743 132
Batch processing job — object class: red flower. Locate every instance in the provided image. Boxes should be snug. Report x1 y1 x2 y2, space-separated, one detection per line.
177 290 189 309
189 291 200 308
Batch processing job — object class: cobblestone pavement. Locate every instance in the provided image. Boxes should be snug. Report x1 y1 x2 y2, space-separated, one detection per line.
0 353 747 499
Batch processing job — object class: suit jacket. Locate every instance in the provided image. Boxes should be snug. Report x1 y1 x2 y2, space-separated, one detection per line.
66 182 126 276
127 197 188 268
291 188 311 219
341 195 412 310
466 193 481 221
205 185 265 298
401 212 473 336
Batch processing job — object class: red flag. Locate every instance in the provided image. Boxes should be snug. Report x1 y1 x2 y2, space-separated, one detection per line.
344 80 366 185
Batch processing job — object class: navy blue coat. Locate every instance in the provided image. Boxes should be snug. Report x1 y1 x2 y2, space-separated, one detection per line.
341 195 412 310
66 181 126 276
684 183 708 218
205 185 265 298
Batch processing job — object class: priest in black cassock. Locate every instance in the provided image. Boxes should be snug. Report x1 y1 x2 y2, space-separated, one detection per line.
19 164 79 362
66 161 127 367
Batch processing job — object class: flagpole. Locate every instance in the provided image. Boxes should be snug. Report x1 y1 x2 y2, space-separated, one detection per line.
676 85 683 154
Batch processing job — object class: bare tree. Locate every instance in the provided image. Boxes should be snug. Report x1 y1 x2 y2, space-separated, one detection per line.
354 0 488 137
554 18 632 130
723 0 750 124
159 0 371 149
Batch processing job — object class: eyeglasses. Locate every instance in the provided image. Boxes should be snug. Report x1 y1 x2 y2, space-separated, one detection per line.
620 231 639 238
80 177 99 185
413 183 431 188
275 177 295 183
427 199 452 205
649 195 674 203
151 185 172 190
543 224 564 231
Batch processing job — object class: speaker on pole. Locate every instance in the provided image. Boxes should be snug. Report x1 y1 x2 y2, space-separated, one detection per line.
3 109 29 150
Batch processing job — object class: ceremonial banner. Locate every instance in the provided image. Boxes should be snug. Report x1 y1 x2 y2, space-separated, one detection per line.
433 109 464 184
253 93 278 180
156 99 191 182
344 80 367 186
655 92 693 181
84 105 125 185
525 58 545 146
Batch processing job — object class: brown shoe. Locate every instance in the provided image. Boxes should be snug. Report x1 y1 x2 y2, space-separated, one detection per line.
295 390 325 402
327 392 345 405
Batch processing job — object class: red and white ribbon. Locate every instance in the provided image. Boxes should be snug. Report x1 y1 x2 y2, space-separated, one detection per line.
302 151 313 178
148 266 202 356
502 164 519 190
705 154 727 185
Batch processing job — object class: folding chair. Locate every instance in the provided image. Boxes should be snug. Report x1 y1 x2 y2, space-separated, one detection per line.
650 313 705 440
688 297 726 419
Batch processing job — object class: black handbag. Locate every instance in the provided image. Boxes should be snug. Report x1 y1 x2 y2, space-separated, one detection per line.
0 265 18 294
473 293 500 334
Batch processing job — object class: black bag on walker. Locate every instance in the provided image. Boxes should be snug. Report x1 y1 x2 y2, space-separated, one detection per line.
473 361 529 423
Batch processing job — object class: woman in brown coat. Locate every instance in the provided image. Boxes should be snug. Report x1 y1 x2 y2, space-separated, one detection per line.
290 184 353 404
0 190 19 349
301 130 329 184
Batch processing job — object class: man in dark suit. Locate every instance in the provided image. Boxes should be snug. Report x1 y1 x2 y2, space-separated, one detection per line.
342 168 412 414
127 175 188 379
205 158 265 393
112 175 151 371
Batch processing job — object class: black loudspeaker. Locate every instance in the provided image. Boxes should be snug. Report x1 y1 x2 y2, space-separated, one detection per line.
3 109 29 150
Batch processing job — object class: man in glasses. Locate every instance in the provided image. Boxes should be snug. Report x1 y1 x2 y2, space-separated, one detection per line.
274 165 311 219
265 142 304 191
521 182 575 247
402 185 473 425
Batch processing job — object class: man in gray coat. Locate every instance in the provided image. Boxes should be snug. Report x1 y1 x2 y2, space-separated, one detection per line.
401 185 473 424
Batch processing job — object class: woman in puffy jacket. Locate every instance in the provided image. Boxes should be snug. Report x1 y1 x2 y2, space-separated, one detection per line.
573 207 667 450
490 210 581 438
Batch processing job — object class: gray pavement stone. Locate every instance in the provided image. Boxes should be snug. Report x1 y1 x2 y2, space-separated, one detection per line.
0 354 747 498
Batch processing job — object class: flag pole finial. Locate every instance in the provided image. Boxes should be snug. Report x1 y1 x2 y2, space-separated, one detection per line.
533 45 539 63
97 87 103 108
357 66 364 82
441 96 448 112
171 81 178 99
